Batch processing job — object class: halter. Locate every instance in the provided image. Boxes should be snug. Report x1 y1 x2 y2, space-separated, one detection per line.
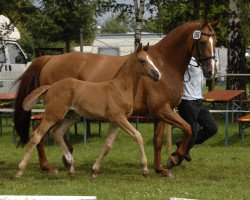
191 23 216 68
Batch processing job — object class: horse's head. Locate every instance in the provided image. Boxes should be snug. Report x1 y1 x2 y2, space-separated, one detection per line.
189 19 220 79
134 43 161 82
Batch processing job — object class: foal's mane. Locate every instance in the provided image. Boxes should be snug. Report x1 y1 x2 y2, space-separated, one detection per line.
112 52 135 79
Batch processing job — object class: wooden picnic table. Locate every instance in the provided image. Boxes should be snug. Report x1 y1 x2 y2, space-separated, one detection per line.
203 90 245 146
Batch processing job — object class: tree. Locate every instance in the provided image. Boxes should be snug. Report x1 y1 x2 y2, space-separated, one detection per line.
35 0 97 52
226 0 246 91
0 0 38 54
101 14 128 34
134 0 145 49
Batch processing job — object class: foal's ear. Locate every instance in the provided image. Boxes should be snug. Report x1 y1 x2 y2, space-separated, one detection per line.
143 42 149 51
210 19 220 28
136 43 143 53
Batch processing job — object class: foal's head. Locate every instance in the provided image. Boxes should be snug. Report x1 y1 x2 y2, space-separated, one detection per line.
132 43 161 82
189 19 219 79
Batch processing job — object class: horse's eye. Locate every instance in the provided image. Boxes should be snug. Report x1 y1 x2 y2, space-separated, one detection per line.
139 59 147 65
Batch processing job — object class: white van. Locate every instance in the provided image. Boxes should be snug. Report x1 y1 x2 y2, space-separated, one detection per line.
0 15 31 93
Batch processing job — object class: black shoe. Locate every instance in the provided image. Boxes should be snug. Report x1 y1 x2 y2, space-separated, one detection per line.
175 139 192 162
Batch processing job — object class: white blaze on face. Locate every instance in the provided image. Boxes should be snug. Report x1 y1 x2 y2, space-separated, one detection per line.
209 37 216 76
146 55 161 80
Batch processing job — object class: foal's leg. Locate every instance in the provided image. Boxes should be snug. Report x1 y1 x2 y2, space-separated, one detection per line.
116 117 148 177
34 121 58 173
16 120 55 178
50 114 78 176
92 123 120 179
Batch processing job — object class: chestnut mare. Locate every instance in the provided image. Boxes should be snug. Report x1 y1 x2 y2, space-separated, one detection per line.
14 20 219 177
15 44 161 178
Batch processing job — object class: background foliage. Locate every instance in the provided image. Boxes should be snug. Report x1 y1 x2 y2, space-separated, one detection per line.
0 0 249 53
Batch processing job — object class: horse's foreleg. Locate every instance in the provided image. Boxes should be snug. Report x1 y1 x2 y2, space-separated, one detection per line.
116 117 148 177
92 123 119 179
154 104 192 170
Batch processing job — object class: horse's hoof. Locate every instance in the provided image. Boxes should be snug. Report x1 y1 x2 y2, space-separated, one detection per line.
62 155 71 168
161 169 170 177
166 157 177 169
166 171 174 178
155 166 171 177
41 163 58 174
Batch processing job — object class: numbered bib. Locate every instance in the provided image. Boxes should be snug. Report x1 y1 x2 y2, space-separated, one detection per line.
193 30 201 40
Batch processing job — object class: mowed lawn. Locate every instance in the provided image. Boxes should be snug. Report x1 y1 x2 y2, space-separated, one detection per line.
0 117 249 200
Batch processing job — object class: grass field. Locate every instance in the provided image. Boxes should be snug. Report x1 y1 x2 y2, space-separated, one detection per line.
0 117 250 200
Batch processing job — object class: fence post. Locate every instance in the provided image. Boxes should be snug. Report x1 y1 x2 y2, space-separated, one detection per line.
80 28 83 52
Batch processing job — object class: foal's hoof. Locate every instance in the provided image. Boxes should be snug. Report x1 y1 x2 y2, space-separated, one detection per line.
91 168 98 180
62 155 71 168
142 172 148 178
15 171 22 179
69 172 76 178
166 157 177 169
91 173 98 180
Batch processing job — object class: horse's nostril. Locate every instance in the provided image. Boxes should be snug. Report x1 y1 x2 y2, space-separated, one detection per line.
208 71 213 76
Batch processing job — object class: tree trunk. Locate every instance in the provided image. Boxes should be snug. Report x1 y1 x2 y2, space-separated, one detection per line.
193 0 200 19
203 0 215 91
227 0 246 91
65 39 71 53
133 0 145 50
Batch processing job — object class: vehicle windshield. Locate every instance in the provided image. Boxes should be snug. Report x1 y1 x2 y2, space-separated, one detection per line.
7 43 26 64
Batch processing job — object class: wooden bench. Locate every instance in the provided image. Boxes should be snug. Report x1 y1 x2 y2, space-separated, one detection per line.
237 113 250 145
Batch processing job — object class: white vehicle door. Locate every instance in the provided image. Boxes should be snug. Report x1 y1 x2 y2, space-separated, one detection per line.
5 41 29 92
0 41 13 93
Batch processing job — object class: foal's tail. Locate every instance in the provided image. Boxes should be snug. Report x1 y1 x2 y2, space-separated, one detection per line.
23 86 51 111
14 56 52 146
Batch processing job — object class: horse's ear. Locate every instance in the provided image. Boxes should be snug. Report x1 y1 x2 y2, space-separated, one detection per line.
136 43 143 53
201 19 209 28
210 19 220 28
143 42 149 51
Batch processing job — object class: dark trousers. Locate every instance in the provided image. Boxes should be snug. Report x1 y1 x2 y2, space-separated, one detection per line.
177 99 218 153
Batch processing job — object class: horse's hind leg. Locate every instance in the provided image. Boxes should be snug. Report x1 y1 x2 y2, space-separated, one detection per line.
33 121 58 173
92 123 120 179
50 113 79 176
115 117 148 177
16 119 56 178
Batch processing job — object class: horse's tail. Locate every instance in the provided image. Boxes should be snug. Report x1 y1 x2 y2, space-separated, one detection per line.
14 56 52 146
23 85 50 111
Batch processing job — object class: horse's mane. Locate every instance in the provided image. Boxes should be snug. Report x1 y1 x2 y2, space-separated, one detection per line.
111 21 202 79
154 20 201 47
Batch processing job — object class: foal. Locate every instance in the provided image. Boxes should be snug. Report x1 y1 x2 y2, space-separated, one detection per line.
15 44 161 178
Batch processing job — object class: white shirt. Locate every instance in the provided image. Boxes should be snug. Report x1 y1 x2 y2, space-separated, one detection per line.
182 58 204 100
